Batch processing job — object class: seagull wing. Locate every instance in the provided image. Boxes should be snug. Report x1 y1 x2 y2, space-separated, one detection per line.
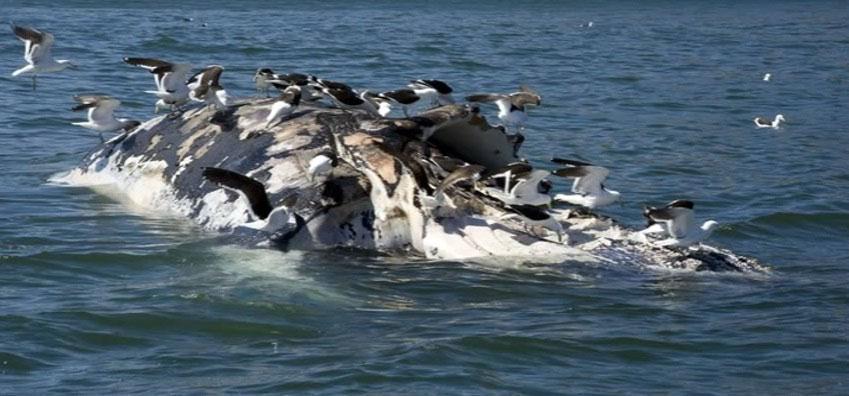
480 162 533 179
551 157 593 166
551 165 608 194
510 92 541 108
124 57 174 90
379 89 419 105
160 64 192 93
645 206 694 238
89 98 121 124
465 93 508 103
188 66 223 99
71 95 111 111
12 25 47 63
202 167 273 220
435 165 485 196
419 79 453 94
518 85 538 96
123 57 172 71
28 31 55 65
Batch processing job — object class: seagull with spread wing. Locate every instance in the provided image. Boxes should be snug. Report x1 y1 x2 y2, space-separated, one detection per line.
187 65 228 109
123 57 192 113
640 200 719 248
466 86 541 133
202 167 303 236
11 24 75 90
71 95 137 142
550 158 620 209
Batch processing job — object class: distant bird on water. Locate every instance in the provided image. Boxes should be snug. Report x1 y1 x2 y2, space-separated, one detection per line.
71 95 137 142
763 73 771 82
753 114 784 129
123 57 192 113
10 24 75 90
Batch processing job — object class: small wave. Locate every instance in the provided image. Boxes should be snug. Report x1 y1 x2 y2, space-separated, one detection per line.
745 212 849 234
0 351 51 373
604 75 641 83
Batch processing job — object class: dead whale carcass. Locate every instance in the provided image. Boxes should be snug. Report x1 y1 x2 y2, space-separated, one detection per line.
70 99 768 272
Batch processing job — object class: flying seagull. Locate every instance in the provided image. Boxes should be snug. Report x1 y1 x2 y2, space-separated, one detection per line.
550 158 620 209
187 65 228 109
11 24 74 90
71 95 137 142
466 86 541 133
202 167 303 235
123 57 192 113
640 199 719 248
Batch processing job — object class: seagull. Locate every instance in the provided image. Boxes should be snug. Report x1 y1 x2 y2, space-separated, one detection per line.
373 89 421 117
753 114 784 129
71 95 137 142
550 158 620 209
316 86 380 116
271 72 323 101
253 68 276 97
433 164 486 203
763 73 771 82
123 57 192 113
202 167 303 235
640 199 719 248
308 75 353 91
308 151 339 181
11 24 75 90
408 79 455 106
502 204 563 242
364 92 394 117
466 86 541 133
266 86 301 127
187 65 228 109
481 162 552 207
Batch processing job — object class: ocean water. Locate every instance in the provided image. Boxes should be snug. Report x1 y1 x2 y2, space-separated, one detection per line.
2 0 849 393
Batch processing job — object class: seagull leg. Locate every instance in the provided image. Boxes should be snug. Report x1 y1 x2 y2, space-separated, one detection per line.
32 75 37 91
403 107 410 117
99 133 105 144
